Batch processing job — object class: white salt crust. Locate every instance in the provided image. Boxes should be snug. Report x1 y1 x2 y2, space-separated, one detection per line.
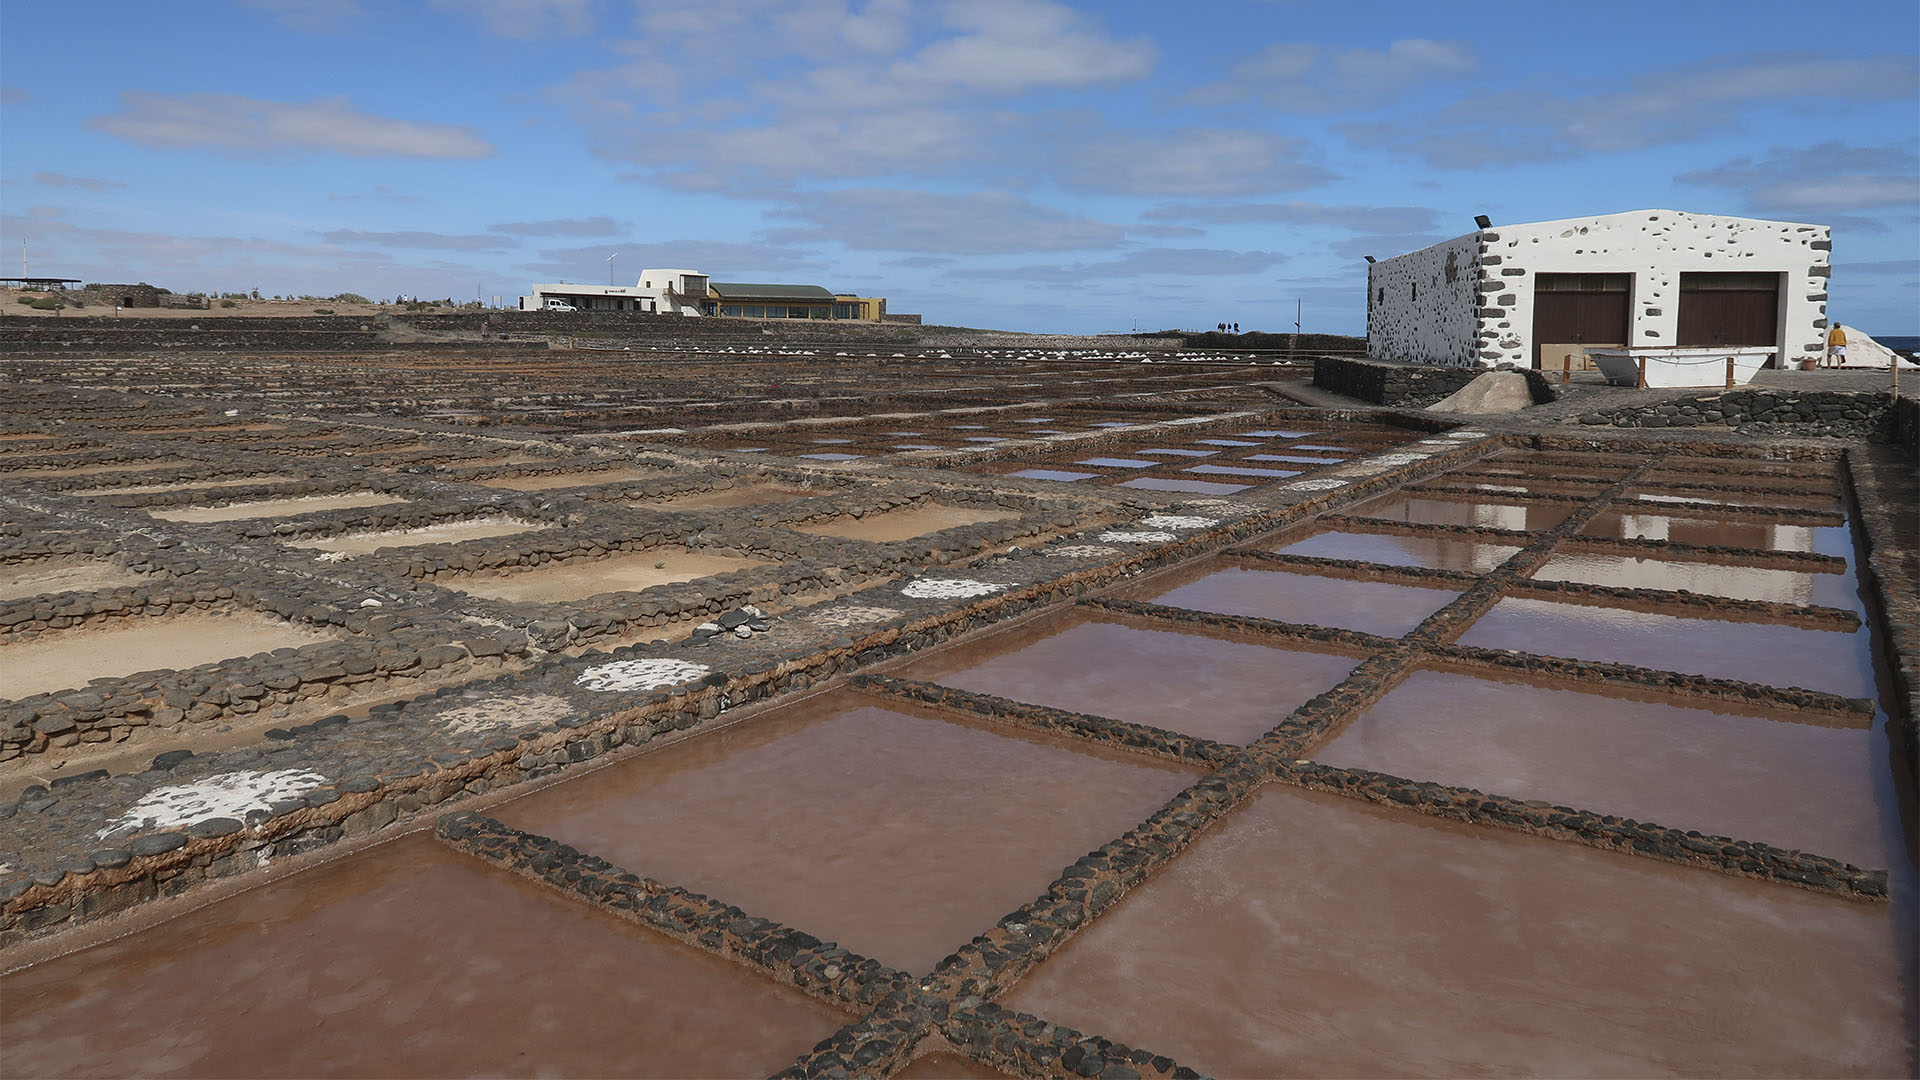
437 692 576 734
97 768 330 838
1139 514 1219 530
575 658 712 692
900 579 1010 599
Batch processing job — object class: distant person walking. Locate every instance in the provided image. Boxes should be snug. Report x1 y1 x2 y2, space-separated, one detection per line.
1826 324 1848 368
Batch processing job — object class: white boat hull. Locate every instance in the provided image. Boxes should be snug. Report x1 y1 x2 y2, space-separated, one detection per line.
1587 348 1775 389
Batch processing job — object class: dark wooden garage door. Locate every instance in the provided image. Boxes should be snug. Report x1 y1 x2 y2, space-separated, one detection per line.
1531 273 1630 368
1678 272 1779 348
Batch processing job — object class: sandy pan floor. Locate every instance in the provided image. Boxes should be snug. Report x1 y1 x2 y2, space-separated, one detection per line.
287 518 552 557
647 486 820 511
792 504 1020 543
447 549 771 603
149 492 407 522
0 611 337 701
481 468 662 491
0 560 152 602
75 475 302 495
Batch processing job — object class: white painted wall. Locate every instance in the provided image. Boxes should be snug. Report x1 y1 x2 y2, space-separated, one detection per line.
1370 210 1830 368
519 268 710 315
1367 233 1481 366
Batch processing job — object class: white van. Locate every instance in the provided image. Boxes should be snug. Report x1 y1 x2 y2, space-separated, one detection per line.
543 298 577 312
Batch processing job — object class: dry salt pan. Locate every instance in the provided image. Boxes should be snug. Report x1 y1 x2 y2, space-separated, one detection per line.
1098 530 1178 543
97 769 329 838
1139 514 1219 530
575 658 712 692
1288 478 1350 491
1050 544 1123 558
900 579 1009 599
809 605 903 629
437 693 576 734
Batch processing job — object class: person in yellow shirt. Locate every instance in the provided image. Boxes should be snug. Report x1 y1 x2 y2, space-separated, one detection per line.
1826 324 1847 368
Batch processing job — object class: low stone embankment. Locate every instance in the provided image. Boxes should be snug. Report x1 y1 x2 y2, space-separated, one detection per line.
1314 355 1556 407
1572 388 1895 439
1 312 1185 356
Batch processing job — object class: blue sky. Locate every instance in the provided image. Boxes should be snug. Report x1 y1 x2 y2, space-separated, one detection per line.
2 0 1916 335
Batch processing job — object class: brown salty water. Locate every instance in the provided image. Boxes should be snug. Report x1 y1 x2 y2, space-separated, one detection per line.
1003 786 1914 1078
498 691 1198 973
1353 494 1575 531
1120 563 1457 637
892 613 1359 744
1457 597 1876 698
1270 529 1522 573
1313 668 1891 867
0 836 849 1078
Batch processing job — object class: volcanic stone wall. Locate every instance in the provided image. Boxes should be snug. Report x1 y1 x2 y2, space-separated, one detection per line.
1572 388 1896 438
1314 355 1482 406
1890 393 1918 460
3 325 385 353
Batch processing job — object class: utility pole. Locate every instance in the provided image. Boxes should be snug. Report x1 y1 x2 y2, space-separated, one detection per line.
1291 298 1301 353
608 252 618 287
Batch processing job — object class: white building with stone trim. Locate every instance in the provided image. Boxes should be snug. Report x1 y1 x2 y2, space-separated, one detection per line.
518 269 709 314
1366 210 1831 370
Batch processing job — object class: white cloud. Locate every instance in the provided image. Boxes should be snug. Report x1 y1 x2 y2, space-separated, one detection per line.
1051 128 1334 197
430 0 593 38
773 188 1125 254
1187 38 1475 113
619 107 987 189
1678 141 1920 215
1332 233 1445 260
489 216 623 237
320 229 517 251
525 240 827 280
891 0 1155 93
951 247 1285 283
1346 52 1920 167
1142 201 1439 233
34 171 126 192
561 0 1156 190
0 213 494 299
88 92 496 158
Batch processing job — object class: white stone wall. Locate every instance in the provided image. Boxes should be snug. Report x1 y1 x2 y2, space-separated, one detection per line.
1371 210 1830 368
519 269 712 315
1479 210 1829 366
1366 234 1482 365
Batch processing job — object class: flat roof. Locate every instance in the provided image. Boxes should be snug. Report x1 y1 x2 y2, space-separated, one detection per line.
709 282 837 301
